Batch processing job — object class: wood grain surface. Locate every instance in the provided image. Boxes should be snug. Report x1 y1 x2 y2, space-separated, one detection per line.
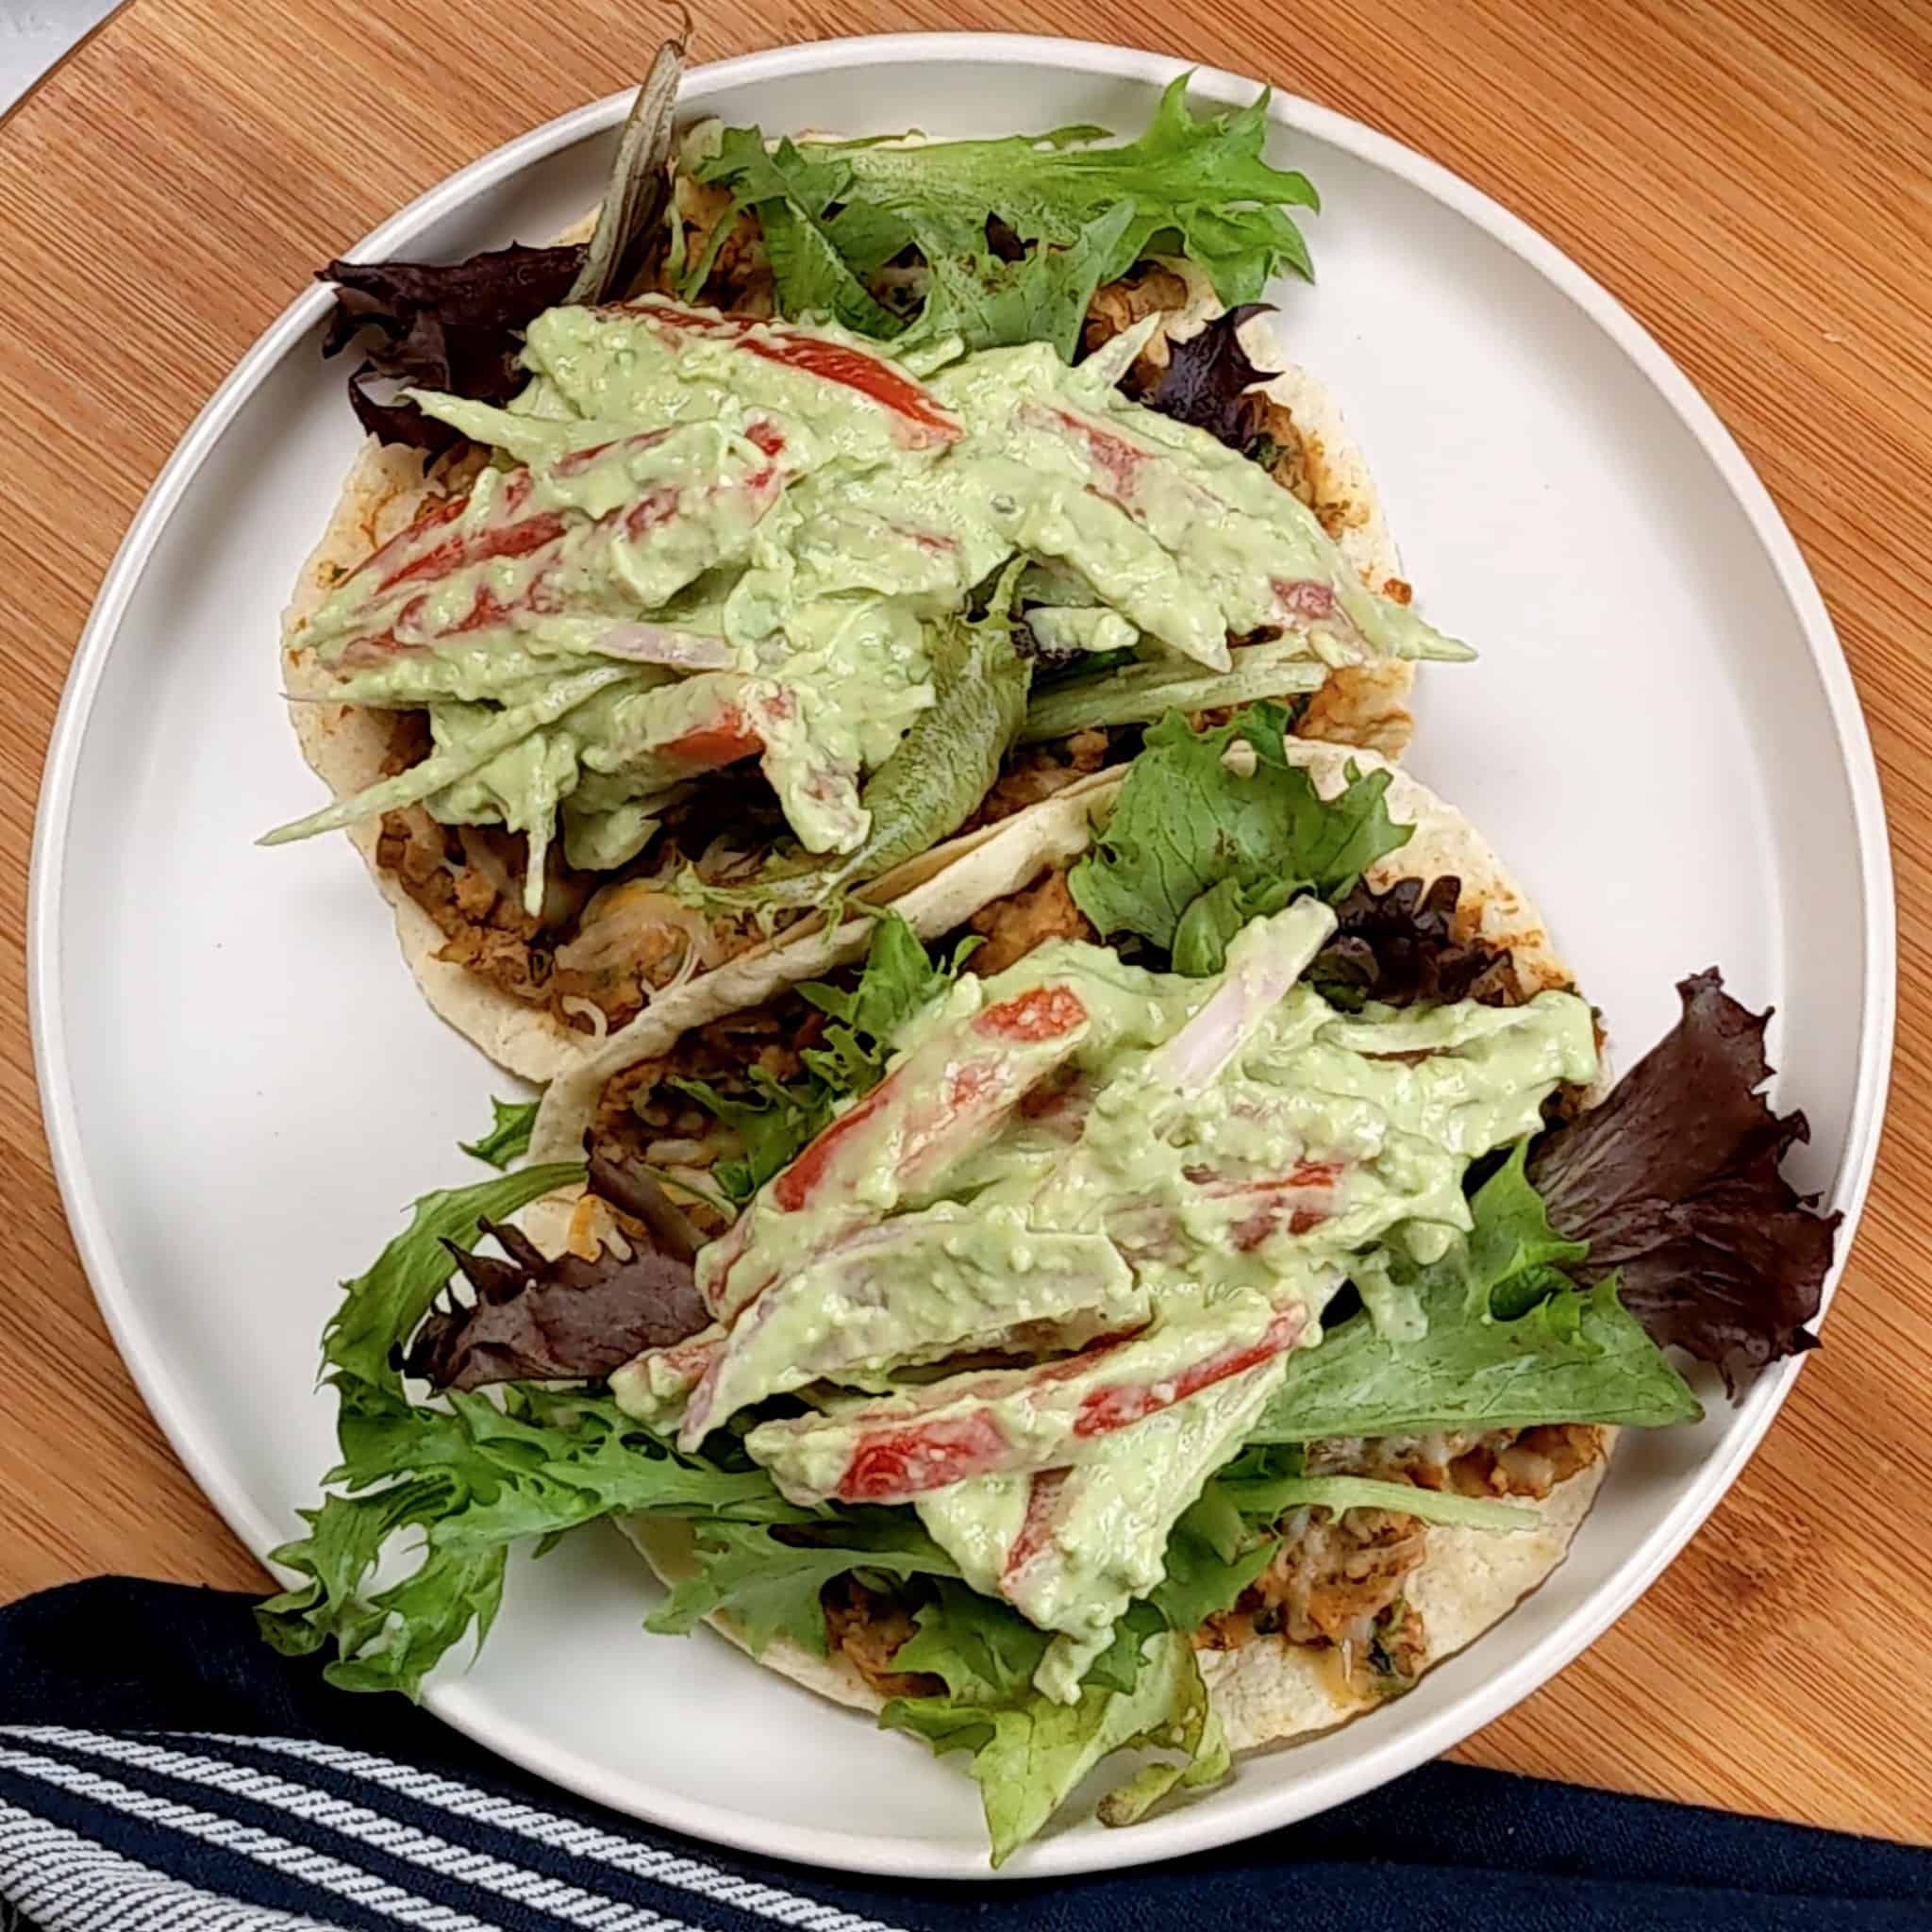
2 0 1927 1847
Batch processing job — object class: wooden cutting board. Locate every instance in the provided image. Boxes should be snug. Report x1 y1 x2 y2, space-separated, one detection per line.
3 0 1927 1844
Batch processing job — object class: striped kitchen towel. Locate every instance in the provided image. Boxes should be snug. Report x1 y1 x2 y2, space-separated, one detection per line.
0 1579 1926 1932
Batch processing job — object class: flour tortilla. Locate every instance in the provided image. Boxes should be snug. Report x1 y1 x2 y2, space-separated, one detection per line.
575 740 1606 1766
282 211 1424 1084
622 1464 1608 1751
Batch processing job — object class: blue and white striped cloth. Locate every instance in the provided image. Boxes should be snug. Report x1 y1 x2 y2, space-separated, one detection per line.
1 1580 1926 1932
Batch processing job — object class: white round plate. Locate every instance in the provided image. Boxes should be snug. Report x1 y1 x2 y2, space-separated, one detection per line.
31 33 1893 1880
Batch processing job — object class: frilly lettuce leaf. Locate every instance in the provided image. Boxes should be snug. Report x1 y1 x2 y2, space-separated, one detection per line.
915 200 1139 361
672 1068 830 1206
884 1624 1227 1865
258 1379 807 1696
797 905 973 1092
693 75 1318 355
1068 701 1412 967
259 1166 800 1695
645 1516 960 1657
791 74 1316 307
458 1095 541 1170
684 128 907 336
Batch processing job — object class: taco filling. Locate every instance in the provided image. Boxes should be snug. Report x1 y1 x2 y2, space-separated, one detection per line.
274 61 1461 1059
263 706 1839 1866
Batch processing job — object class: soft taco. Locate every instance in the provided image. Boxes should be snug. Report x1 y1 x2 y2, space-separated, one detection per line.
263 706 1839 1865
267 45 1468 1084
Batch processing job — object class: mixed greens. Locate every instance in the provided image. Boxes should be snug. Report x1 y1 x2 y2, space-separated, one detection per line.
321 68 1316 446
680 75 1316 358
263 702 1833 1863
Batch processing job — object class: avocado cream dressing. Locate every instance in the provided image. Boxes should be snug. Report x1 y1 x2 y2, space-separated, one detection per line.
614 901 1595 1698
290 302 1472 908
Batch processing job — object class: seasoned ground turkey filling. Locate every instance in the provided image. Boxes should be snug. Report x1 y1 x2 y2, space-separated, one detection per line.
1192 1426 1607 1687
822 1578 942 1701
375 805 712 1035
590 997 816 1239
966 867 1094 974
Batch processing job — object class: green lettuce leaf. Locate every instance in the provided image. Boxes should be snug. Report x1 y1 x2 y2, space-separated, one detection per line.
691 130 908 335
646 1516 961 1657
1077 1602 1170 1696
322 1163 586 1393
1250 1147 1703 1442
260 1168 805 1695
914 201 1138 361
888 1583 1164 1706
676 911 976 1201
693 75 1317 354
1145 1491 1277 1629
883 1626 1227 1865
1458 1141 1591 1311
673 1069 829 1205
798 913 974 1093
1216 1474 1532 1533
891 1581 1054 1700
260 1383 807 1696
797 75 1315 308
458 1095 541 1170
1068 702 1412 966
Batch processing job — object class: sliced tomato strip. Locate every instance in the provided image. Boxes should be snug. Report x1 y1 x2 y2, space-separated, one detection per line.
552 425 670 478
837 1412 1010 1503
658 706 764 768
636 304 960 444
771 1081 893 1216
1073 1307 1305 1439
371 478 560 597
1001 1469 1072 1583
974 985 1088 1042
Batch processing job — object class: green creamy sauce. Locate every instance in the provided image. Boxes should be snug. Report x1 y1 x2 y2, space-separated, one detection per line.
640 907 1596 1697
920 1356 1287 1700
303 301 1469 888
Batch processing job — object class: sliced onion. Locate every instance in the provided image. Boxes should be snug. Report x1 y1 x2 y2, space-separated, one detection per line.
457 826 519 896
556 879 724 986
558 993 610 1041
591 623 736 672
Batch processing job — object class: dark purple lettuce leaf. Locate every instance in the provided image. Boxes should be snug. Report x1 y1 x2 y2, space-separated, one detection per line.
1311 874 1510 1008
1529 970 1840 1392
585 1154 700 1264
403 1170 706 1391
320 245 587 454
1141 303 1277 450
